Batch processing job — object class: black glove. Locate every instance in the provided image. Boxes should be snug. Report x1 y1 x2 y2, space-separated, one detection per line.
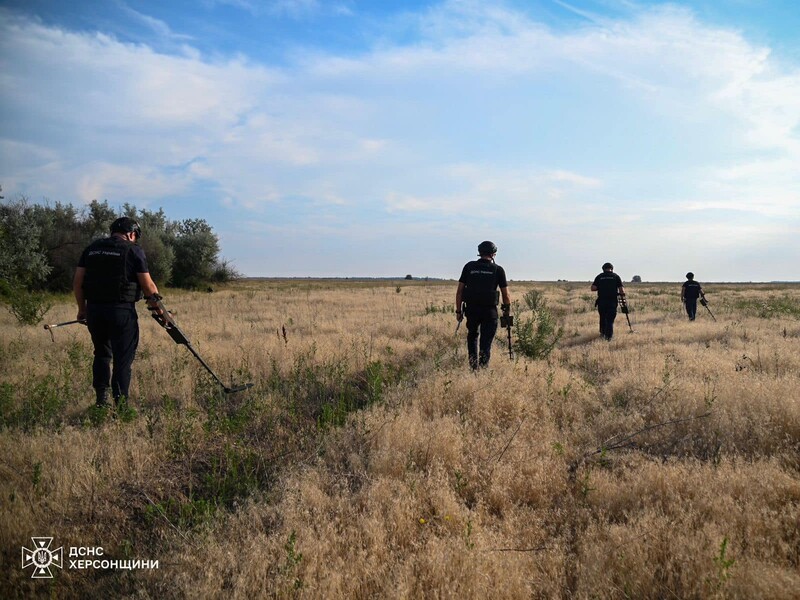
146 292 163 305
147 294 170 327
501 303 510 315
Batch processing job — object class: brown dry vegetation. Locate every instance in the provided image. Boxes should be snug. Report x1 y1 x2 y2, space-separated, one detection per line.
1 280 799 599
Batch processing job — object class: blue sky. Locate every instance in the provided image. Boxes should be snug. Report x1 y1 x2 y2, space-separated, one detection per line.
1 0 799 281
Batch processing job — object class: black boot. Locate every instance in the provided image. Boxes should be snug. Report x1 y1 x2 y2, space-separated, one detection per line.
95 389 109 407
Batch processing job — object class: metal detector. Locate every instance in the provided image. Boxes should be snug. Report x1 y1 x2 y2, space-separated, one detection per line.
454 302 465 335
43 319 86 342
500 309 514 359
148 296 253 394
700 297 717 322
619 296 634 333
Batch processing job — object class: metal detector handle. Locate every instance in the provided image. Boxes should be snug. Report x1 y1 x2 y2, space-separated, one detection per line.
147 295 191 343
147 295 177 329
43 319 87 342
618 295 634 332
455 302 465 335
500 305 514 359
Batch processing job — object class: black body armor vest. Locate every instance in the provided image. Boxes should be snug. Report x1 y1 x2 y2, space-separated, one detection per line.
462 261 500 306
683 281 702 299
82 237 142 303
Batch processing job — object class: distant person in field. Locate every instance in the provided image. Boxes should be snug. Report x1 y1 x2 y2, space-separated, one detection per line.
455 241 511 370
73 217 161 408
681 272 705 321
591 262 625 340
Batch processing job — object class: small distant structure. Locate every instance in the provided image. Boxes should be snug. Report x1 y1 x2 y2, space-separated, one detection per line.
405 274 413 280
631 275 642 283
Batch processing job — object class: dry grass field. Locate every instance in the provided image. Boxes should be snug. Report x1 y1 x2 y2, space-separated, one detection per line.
1 279 799 599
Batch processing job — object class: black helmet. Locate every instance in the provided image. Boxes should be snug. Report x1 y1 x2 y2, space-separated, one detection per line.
478 240 497 256
602 262 613 271
110 217 141 240
686 272 694 280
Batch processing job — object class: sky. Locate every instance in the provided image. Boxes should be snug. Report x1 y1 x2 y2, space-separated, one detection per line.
1 0 799 281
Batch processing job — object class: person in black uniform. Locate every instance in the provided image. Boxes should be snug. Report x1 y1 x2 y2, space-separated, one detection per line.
73 217 161 407
591 262 625 340
681 272 705 321
455 241 511 370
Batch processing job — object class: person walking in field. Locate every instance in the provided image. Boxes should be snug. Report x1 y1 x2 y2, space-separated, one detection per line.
455 241 511 370
591 262 625 340
73 217 161 408
681 272 705 321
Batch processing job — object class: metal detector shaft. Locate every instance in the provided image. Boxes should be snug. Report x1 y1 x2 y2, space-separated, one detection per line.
43 319 86 342
182 341 252 393
500 311 514 360
701 298 717 322
619 296 634 333
149 296 253 394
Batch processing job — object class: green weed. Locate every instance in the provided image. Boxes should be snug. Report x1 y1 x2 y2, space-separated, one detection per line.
512 290 563 360
144 496 215 530
424 302 454 315
32 461 42 489
730 295 800 319
282 531 304 590
714 536 735 584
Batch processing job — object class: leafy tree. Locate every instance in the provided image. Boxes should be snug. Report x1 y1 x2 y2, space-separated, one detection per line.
211 259 241 283
172 218 221 288
123 206 175 285
0 197 52 289
86 200 118 239
0 197 54 324
0 193 237 295
29 201 86 292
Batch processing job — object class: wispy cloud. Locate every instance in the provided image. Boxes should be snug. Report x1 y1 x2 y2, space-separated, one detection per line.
1 2 799 279
118 2 195 44
202 0 351 18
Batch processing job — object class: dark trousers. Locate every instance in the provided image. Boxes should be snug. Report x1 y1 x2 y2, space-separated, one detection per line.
598 305 617 340
86 303 139 405
684 298 698 320
465 305 498 369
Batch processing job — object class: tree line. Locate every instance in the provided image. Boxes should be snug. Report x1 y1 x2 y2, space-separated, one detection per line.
0 195 240 299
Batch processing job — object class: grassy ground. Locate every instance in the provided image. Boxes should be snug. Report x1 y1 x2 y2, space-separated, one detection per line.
1 280 798 598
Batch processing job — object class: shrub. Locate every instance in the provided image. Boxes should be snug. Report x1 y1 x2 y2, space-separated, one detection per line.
512 290 563 359
5 286 52 325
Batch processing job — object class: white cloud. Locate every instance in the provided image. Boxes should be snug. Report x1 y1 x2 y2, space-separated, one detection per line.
1 2 799 278
75 162 187 203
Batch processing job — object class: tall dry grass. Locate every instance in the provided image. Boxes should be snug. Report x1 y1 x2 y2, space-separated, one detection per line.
1 280 798 598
